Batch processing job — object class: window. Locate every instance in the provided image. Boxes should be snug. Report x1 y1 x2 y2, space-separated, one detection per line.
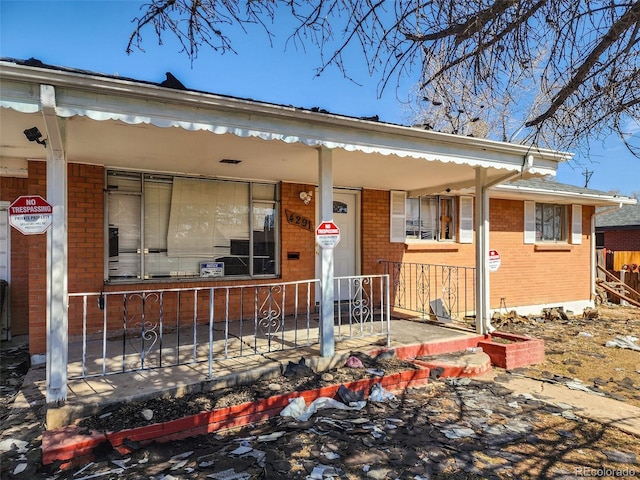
406 195 456 241
390 192 472 243
524 201 578 244
536 203 565 241
106 171 278 281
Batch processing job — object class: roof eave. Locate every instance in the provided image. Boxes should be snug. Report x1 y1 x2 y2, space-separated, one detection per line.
0 60 571 165
492 184 638 206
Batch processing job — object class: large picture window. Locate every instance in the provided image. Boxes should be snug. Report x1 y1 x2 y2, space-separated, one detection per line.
106 171 278 281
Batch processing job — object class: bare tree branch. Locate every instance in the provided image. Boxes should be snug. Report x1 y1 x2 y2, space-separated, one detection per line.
126 0 640 159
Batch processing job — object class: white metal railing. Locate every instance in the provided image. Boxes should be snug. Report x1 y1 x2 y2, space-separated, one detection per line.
67 274 390 379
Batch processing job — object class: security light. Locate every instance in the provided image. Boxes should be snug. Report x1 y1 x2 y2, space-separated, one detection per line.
23 127 47 148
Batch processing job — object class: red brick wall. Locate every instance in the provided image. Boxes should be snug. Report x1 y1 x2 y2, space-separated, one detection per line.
14 168 597 354
68 164 105 294
361 191 593 311
1 176 30 336
487 200 593 309
361 190 404 275
280 183 316 281
602 229 640 251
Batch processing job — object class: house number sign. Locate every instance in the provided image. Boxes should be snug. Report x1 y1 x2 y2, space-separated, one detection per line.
285 209 313 231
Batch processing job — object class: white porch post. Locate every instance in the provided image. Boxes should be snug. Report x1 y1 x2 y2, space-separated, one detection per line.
41 84 68 403
474 168 491 335
318 147 335 357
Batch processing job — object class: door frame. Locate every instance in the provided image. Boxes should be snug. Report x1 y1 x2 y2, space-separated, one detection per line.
315 188 361 290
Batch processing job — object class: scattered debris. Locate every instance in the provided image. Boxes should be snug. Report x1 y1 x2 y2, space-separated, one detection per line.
543 307 569 321
284 357 314 377
606 336 640 351
368 383 396 402
601 449 637 464
345 356 364 368
583 307 599 319
338 384 365 404
280 396 365 422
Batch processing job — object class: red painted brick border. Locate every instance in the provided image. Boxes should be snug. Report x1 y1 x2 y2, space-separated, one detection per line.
478 332 545 370
373 334 487 360
412 355 492 378
42 367 431 466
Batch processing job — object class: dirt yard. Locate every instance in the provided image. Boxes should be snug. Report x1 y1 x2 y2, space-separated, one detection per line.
1 303 639 479
493 303 640 409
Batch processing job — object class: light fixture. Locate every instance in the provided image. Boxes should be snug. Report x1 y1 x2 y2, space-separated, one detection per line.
299 191 313 205
23 127 47 148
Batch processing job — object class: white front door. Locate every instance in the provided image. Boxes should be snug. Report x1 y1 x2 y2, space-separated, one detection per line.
0 203 10 340
316 190 360 300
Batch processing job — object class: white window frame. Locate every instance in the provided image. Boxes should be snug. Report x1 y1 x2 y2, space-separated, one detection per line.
524 201 577 244
391 192 469 243
105 171 279 281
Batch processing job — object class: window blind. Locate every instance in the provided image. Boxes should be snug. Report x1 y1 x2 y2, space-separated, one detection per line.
167 178 249 257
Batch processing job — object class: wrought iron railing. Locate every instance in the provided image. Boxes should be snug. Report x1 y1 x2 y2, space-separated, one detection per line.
67 274 390 379
334 274 391 342
379 261 475 323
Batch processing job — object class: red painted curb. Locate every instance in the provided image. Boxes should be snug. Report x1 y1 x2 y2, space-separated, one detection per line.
41 425 106 466
412 358 491 378
43 367 432 465
372 335 487 360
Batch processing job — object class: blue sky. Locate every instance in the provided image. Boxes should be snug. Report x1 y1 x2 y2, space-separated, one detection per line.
1 0 638 196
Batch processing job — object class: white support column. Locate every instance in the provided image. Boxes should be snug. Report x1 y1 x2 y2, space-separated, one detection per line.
474 168 491 335
318 147 335 357
41 84 68 403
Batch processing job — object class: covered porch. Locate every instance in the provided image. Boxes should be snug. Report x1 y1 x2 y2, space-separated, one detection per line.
0 58 568 403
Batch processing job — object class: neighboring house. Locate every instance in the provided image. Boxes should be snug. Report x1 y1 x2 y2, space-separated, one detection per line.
596 203 640 263
0 58 635 401
595 203 640 303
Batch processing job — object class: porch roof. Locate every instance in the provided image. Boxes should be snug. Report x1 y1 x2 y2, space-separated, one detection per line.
1 58 570 192
490 178 638 206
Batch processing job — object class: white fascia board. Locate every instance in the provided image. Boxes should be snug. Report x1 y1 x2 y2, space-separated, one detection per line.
0 157 29 177
491 184 638 206
0 60 571 172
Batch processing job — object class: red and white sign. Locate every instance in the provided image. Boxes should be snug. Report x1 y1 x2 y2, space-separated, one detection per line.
488 249 501 272
315 220 341 249
8 195 53 235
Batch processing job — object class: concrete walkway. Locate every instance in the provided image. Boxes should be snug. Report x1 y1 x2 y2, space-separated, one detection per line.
480 372 640 437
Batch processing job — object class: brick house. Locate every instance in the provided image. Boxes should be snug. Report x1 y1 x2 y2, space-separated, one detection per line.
596 204 640 266
1 59 636 401
595 204 640 302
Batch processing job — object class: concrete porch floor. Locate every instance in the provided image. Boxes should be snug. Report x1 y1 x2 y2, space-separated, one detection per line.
16 318 487 430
